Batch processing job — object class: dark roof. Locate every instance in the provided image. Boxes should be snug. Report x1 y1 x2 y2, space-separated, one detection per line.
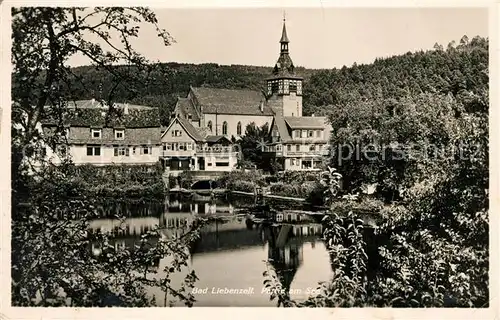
272 115 292 142
41 100 160 128
190 87 275 116
176 117 205 142
205 135 232 143
64 100 155 110
174 97 201 121
43 126 162 145
284 116 329 129
280 20 289 43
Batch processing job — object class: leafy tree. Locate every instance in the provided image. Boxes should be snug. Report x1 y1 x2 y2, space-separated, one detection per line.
263 38 488 308
238 122 269 168
11 7 203 307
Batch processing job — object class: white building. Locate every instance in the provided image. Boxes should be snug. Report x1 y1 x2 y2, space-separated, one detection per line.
41 100 162 166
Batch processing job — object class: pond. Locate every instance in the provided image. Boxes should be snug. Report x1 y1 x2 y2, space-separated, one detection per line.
89 192 334 307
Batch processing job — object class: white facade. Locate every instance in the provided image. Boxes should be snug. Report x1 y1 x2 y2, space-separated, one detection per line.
202 113 273 138
58 144 161 165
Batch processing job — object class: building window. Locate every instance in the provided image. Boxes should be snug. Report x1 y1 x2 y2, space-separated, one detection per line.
114 129 125 140
302 130 307 138
132 147 136 155
276 144 282 151
222 121 228 135
187 143 193 150
316 130 321 137
287 145 291 152
216 162 229 167
271 81 279 94
294 130 300 138
141 146 152 155
237 122 242 136
309 144 315 151
290 158 295 166
207 121 213 132
296 145 300 152
114 146 129 156
91 129 101 139
308 130 313 137
86 145 101 156
172 130 182 137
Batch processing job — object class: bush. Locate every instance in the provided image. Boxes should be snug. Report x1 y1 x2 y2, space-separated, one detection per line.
270 181 317 199
226 180 256 193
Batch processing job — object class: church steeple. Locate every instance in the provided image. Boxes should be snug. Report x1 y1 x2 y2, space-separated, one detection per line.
280 17 289 51
266 15 304 117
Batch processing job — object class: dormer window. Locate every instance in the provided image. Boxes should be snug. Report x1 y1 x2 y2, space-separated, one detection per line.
114 129 125 140
91 129 101 139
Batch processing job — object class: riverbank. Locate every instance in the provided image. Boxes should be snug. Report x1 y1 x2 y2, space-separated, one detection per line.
215 171 325 205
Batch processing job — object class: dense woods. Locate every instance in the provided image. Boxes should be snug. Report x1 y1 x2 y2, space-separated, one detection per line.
264 35 489 307
66 63 317 125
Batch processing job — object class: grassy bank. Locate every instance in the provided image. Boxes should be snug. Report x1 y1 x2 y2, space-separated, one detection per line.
216 170 327 205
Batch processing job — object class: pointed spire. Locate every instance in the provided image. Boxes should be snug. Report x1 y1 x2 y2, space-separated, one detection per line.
280 13 289 43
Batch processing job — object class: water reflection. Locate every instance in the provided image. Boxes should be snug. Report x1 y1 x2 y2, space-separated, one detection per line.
88 193 332 306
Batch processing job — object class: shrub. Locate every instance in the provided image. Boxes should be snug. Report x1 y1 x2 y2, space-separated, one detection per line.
226 180 256 193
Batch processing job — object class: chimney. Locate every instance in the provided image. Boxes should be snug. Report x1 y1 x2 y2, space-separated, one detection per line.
124 103 129 115
91 98 95 105
260 101 264 112
311 114 315 117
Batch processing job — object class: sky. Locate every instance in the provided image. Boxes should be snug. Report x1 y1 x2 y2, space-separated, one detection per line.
67 7 488 69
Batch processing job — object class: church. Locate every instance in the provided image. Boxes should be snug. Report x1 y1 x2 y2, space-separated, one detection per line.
163 18 331 171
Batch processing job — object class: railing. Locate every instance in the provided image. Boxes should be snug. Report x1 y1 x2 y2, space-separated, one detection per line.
161 146 239 158
286 150 329 157
196 146 238 154
161 150 195 157
264 146 329 157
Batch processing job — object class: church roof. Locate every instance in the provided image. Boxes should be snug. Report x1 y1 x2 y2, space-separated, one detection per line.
280 20 289 43
284 116 329 129
190 87 275 116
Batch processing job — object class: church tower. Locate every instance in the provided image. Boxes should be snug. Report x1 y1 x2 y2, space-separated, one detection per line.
266 17 303 117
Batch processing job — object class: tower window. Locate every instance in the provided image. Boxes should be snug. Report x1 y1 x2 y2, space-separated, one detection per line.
289 81 297 93
271 81 279 94
207 120 212 132
222 121 228 135
237 122 242 136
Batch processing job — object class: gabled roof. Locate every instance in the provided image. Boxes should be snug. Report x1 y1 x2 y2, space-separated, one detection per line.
190 87 275 116
161 116 204 142
174 97 201 121
272 115 292 142
284 116 328 129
